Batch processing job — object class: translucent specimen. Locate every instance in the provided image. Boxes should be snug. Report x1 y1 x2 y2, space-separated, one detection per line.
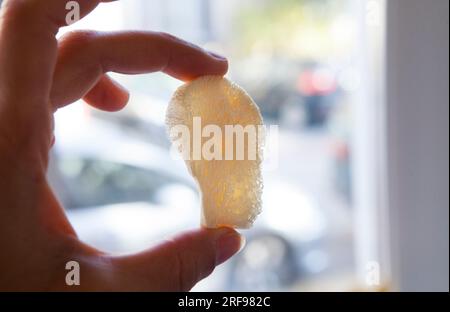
165 76 264 229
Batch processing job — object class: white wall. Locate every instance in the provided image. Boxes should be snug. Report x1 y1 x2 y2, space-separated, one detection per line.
385 0 449 291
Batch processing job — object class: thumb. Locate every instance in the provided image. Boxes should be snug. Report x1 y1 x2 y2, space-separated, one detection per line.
113 227 244 291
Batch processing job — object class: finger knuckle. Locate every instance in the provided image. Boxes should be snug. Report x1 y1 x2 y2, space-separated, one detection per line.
157 31 195 48
165 239 191 291
59 30 98 49
165 237 216 291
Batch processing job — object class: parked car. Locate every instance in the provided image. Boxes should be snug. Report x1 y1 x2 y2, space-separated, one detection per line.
48 102 328 290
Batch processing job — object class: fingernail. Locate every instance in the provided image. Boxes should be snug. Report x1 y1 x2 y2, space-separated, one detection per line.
215 228 244 265
208 51 227 61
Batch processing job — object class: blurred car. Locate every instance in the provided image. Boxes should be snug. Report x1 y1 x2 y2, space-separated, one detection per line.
236 58 338 129
297 63 338 128
48 102 198 253
48 102 328 290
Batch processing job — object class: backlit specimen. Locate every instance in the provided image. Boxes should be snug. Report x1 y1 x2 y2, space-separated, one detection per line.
166 76 264 229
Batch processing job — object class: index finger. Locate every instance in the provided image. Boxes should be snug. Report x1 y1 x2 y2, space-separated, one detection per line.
51 31 228 109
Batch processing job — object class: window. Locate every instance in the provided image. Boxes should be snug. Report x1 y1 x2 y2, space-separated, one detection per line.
51 0 388 291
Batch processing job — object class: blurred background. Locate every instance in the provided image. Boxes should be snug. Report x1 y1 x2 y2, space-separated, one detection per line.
45 0 448 291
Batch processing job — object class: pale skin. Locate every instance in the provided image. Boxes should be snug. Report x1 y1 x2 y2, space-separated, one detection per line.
0 0 242 291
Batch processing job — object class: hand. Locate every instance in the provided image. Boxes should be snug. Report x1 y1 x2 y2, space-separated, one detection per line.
0 0 242 291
